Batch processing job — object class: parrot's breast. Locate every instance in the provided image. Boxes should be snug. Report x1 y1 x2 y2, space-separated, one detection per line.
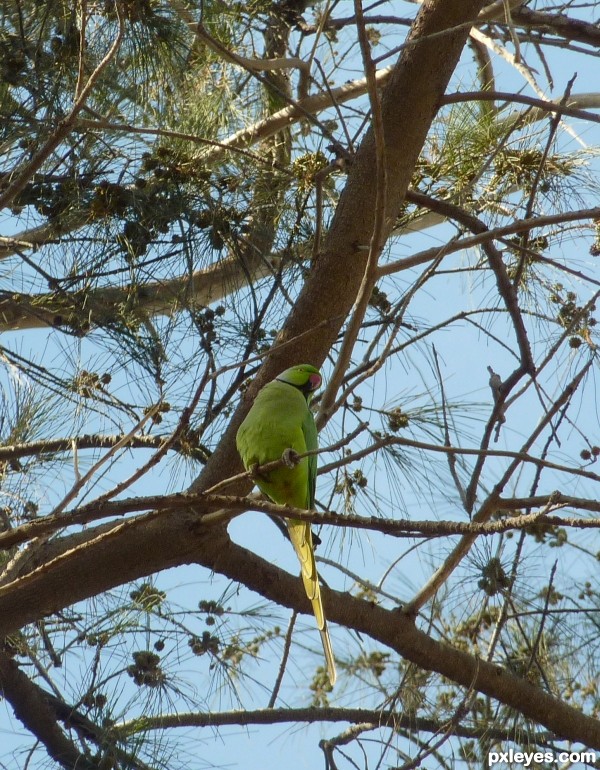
236 379 313 508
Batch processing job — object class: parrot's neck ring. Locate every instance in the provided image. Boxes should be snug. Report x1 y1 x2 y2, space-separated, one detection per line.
276 378 312 396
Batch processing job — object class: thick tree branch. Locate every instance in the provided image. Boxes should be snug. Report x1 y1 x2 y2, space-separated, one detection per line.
203 541 600 749
0 433 202 462
381 203 600 277
13 0 595 754
4 521 599 746
0 252 286 331
3 1 600 765
511 6 600 49
0 649 98 770
1 495 599 748
18 209 571 337
4 194 600 334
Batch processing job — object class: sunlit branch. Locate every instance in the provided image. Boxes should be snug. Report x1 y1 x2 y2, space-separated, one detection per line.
510 6 600 49
0 433 192 462
5 486 600 556
443 90 600 125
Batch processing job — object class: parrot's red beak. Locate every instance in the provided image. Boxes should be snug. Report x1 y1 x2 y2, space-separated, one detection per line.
308 373 321 391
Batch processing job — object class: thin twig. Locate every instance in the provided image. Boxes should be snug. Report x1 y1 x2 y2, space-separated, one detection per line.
113 705 553 743
433 345 468 509
268 611 297 708
525 559 558 676
88 365 212 506
405 190 535 376
513 74 577 287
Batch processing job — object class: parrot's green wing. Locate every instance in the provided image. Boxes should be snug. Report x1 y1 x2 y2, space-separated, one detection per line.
303 406 318 510
236 364 336 686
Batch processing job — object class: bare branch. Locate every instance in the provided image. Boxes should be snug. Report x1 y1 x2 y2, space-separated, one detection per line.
114 705 553 744
402 190 535 375
316 0 388 426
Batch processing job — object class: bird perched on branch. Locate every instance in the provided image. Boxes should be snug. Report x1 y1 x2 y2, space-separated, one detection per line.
236 364 336 686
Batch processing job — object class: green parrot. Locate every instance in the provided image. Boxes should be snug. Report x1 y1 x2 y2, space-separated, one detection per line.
236 364 336 686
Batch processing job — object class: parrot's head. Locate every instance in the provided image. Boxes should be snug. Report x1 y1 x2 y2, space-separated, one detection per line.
276 364 321 399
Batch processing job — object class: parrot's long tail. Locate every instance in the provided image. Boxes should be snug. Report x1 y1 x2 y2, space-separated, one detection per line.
288 519 337 686
319 622 337 686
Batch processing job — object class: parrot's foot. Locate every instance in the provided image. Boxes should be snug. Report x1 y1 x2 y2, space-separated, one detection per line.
248 462 262 481
282 448 300 468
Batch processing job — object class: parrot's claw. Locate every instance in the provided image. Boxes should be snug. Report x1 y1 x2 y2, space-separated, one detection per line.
282 448 300 468
248 462 261 481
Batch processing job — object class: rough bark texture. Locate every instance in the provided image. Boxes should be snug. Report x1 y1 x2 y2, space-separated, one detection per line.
204 540 600 749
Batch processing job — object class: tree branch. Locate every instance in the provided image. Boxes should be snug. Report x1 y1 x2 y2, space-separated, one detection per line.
2 498 600 748
511 6 600 49
114 705 553 745
0 649 98 770
405 358 593 614
406 190 535 375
